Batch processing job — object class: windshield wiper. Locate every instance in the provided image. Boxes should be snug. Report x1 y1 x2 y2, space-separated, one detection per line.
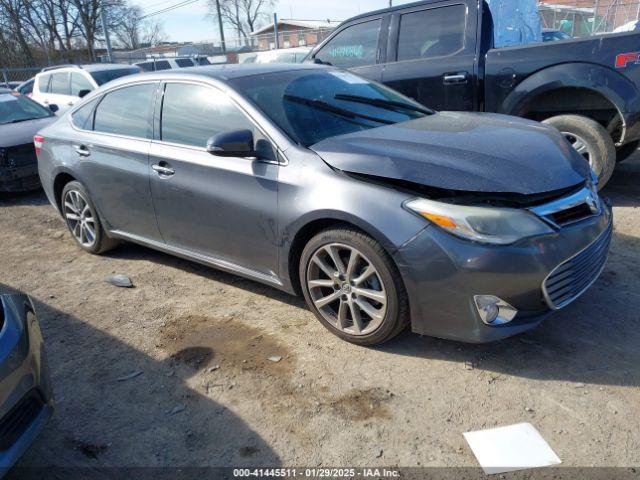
283 94 394 125
334 93 435 115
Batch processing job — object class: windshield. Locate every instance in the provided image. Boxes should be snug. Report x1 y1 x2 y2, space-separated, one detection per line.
91 67 140 86
230 69 429 146
0 92 52 125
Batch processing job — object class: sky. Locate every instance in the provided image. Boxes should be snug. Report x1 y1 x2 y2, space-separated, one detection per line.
134 0 415 43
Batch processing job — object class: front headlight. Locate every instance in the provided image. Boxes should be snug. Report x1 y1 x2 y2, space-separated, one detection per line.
405 198 554 245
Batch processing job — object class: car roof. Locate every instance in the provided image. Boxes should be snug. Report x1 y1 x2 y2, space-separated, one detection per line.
39 63 139 74
136 63 326 82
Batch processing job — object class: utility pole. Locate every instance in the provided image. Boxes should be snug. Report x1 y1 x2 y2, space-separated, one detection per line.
100 8 113 63
389 0 392 6
273 13 279 49
592 0 600 34
215 0 227 53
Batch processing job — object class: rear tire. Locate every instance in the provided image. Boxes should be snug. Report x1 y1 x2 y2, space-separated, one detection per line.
61 181 118 255
543 115 616 189
616 140 640 163
299 227 409 346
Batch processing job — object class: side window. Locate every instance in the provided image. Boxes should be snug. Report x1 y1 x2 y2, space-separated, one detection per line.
70 73 94 97
94 83 156 138
38 74 52 93
397 5 466 61
314 19 381 68
161 83 250 148
175 58 194 68
154 60 171 71
50 72 70 95
71 98 99 130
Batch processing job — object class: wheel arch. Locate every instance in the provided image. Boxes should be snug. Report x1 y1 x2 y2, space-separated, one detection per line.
284 211 401 296
52 170 78 214
500 63 639 145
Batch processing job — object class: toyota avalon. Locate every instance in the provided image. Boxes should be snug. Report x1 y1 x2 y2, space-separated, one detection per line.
35 65 612 345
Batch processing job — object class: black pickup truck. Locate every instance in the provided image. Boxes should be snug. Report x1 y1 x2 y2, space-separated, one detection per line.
307 0 640 188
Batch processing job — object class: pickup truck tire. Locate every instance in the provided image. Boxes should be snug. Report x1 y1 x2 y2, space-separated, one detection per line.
543 115 616 189
616 140 640 163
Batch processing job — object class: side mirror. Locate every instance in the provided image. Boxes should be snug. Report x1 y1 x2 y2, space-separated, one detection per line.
48 104 59 113
206 130 256 157
78 89 91 98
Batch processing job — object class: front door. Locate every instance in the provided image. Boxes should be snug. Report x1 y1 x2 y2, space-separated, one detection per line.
381 2 478 111
149 82 279 278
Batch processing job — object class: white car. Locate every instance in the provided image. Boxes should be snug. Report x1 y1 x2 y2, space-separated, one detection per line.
31 64 141 114
242 47 312 64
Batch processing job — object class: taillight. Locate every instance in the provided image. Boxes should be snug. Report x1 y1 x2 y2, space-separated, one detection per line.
34 135 44 156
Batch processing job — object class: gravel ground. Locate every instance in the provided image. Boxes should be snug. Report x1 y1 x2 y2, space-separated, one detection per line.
1 153 639 472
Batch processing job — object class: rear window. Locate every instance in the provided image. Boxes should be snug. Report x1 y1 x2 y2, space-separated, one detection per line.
137 62 155 72
90 67 140 86
397 5 466 61
175 58 194 68
93 83 156 138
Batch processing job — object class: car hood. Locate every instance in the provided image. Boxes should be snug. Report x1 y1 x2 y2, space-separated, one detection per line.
310 112 591 194
0 116 56 148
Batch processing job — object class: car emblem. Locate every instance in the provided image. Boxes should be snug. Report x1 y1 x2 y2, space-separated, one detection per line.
586 193 599 214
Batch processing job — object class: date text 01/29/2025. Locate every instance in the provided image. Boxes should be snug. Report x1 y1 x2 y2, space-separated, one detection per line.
232 468 401 478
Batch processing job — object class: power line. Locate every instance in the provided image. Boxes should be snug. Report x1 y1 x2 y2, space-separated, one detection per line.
138 0 202 20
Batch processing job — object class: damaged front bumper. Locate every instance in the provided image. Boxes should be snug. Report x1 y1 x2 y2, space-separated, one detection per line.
393 202 612 343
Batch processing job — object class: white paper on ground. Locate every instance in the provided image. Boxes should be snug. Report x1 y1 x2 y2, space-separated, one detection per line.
463 422 561 475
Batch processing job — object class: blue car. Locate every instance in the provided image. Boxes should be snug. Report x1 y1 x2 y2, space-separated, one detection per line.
0 293 53 477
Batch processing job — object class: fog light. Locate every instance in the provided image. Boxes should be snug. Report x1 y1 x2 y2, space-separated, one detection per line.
473 295 518 326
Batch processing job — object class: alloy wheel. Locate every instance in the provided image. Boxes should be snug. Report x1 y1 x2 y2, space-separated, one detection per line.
306 243 387 336
63 190 97 248
562 131 594 167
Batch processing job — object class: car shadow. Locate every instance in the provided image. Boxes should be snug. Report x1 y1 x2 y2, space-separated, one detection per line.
1 284 281 477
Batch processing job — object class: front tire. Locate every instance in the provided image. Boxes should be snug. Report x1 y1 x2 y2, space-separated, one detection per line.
542 115 616 189
299 227 409 346
61 181 118 254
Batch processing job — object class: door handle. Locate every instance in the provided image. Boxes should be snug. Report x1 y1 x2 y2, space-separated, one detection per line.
152 164 175 176
443 72 469 84
67 101 74 106
74 145 90 157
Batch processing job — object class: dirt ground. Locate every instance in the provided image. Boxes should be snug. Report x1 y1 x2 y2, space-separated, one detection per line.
1 153 640 472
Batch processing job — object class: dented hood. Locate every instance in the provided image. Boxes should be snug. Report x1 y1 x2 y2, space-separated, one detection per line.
310 112 590 194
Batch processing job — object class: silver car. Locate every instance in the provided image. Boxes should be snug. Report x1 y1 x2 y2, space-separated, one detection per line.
36 64 612 345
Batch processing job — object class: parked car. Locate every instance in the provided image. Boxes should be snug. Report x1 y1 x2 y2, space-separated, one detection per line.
542 29 571 41
31 64 141 115
0 292 54 477
613 20 639 33
135 57 211 72
306 0 640 188
243 47 313 64
0 89 56 192
14 78 34 97
36 65 611 345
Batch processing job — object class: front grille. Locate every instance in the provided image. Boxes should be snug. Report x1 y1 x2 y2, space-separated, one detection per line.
547 203 595 227
0 390 45 451
4 144 37 168
543 222 612 309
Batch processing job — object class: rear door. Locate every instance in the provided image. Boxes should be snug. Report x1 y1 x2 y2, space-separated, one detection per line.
72 81 162 241
310 15 390 83
381 1 478 111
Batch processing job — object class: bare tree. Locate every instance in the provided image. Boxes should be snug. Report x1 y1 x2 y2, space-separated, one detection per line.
208 0 276 42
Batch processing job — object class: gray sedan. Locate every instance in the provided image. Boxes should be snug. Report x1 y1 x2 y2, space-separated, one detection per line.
36 64 611 345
